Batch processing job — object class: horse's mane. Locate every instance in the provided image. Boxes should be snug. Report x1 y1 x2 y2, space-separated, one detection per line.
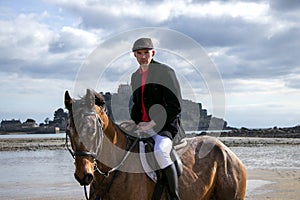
74 89 106 108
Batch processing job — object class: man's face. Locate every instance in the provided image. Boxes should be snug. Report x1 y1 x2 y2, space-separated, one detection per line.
134 49 155 66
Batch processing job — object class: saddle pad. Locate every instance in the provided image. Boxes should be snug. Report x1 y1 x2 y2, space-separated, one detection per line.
139 142 157 183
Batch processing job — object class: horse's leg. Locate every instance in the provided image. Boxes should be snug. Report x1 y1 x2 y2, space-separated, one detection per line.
178 148 219 200
179 164 218 200
213 149 247 200
193 137 247 200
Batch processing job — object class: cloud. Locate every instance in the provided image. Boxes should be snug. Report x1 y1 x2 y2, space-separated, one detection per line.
218 25 300 80
0 11 101 80
0 13 52 60
223 77 300 127
284 74 300 89
45 1 270 30
48 26 98 53
0 72 73 122
270 0 300 11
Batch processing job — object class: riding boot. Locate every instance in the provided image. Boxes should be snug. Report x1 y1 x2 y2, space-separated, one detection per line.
152 171 164 200
162 163 179 200
152 181 164 200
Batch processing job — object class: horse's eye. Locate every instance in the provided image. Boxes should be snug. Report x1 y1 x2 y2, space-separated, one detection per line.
88 127 96 133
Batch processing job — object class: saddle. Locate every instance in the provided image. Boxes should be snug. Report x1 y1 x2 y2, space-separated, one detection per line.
119 122 186 182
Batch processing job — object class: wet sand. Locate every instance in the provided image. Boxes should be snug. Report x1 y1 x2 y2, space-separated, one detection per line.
246 168 300 200
0 137 65 151
7 168 299 200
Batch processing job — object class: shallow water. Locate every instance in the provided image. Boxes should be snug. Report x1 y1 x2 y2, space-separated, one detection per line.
0 150 84 199
0 145 299 199
231 145 300 169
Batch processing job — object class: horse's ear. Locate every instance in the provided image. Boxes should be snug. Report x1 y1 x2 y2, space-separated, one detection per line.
95 92 105 107
64 91 73 110
86 89 95 109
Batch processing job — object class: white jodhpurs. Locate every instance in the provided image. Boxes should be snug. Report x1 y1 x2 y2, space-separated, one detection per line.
152 134 173 169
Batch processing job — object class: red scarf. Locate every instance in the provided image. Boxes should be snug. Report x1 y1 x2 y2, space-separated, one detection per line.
139 68 150 122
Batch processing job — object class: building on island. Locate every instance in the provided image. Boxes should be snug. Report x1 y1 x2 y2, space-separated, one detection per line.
0 119 22 132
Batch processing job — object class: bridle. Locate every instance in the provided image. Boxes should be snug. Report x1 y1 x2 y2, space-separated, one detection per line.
65 110 103 159
65 105 140 200
65 108 103 200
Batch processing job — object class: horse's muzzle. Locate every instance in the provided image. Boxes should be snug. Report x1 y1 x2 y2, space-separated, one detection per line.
74 173 93 186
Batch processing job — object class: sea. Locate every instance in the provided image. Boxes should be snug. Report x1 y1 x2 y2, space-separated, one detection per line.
0 133 299 199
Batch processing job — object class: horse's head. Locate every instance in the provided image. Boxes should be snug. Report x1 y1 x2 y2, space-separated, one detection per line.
64 89 105 186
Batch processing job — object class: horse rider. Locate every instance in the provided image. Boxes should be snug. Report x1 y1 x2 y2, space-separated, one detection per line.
130 37 182 200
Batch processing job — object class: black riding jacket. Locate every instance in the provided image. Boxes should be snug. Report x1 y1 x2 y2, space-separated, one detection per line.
130 59 182 139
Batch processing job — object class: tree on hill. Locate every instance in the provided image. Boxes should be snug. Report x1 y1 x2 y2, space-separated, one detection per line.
25 118 36 123
48 108 68 131
44 117 50 125
53 108 68 123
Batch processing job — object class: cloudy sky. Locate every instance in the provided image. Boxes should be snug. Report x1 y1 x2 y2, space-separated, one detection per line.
1 0 300 128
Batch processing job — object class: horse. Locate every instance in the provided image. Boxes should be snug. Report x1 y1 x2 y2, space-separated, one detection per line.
64 89 246 200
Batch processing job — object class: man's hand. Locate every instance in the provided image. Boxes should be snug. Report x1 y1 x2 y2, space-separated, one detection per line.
137 120 156 132
120 120 136 132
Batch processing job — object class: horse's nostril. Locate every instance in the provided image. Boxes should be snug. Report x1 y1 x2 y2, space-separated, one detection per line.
83 174 93 185
74 173 93 186
74 173 81 184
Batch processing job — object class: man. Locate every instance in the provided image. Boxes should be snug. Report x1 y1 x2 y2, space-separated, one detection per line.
130 38 182 200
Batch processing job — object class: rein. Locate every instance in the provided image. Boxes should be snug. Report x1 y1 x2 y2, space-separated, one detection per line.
94 135 139 177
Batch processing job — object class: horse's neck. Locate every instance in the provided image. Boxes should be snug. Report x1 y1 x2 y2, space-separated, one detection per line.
99 111 127 149
96 108 147 174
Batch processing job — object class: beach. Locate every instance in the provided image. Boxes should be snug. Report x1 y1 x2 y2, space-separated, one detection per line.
1 135 300 151
246 168 300 200
2 168 298 200
0 135 299 199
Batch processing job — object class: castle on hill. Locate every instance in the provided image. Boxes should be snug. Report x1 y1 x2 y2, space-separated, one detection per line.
101 84 227 131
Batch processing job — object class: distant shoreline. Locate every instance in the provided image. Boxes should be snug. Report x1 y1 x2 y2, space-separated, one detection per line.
2 124 300 137
1 136 300 151
0 131 63 135
188 125 300 138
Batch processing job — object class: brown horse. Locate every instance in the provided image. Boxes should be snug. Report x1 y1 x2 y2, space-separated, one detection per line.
64 89 246 200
